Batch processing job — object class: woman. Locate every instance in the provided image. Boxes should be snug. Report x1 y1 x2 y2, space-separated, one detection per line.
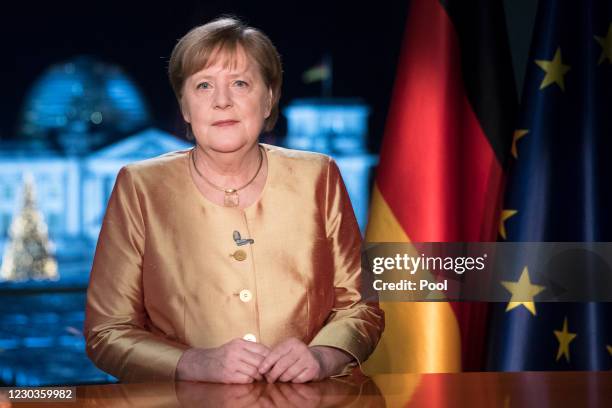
84 17 384 384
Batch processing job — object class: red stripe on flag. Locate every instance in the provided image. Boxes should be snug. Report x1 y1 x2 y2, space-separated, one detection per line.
377 0 503 243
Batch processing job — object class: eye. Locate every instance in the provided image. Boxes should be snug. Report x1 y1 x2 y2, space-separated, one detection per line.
234 80 249 88
196 81 211 90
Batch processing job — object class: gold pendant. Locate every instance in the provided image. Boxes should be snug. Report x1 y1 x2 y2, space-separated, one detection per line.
224 189 239 207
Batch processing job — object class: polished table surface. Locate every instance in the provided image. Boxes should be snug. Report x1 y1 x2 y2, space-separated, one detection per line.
7 370 612 407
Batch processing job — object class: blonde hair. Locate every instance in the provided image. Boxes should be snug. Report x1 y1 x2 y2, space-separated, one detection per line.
168 17 283 134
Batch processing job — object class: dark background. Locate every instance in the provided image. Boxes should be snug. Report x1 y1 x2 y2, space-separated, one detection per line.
0 0 537 151
0 1 411 152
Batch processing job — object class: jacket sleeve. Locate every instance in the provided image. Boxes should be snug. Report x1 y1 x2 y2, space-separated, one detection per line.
308 158 385 375
84 166 189 382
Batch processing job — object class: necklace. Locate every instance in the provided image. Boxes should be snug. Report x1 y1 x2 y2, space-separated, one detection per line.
191 145 264 207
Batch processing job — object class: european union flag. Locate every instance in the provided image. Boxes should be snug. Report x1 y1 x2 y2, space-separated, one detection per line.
487 0 612 370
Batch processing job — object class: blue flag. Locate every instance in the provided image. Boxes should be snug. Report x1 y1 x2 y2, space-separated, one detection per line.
487 0 612 370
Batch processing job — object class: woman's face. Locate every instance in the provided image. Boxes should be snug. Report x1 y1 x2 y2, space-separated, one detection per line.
181 47 272 154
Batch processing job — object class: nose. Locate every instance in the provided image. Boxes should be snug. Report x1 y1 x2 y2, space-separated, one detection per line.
212 85 233 110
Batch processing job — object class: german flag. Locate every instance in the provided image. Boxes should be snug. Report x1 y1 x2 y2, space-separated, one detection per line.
363 0 517 373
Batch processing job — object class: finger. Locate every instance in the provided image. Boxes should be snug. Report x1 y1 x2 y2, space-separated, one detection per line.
239 339 271 356
235 362 264 382
280 366 308 383
259 342 293 374
239 348 267 367
292 366 318 383
229 371 255 384
279 358 308 382
265 353 300 383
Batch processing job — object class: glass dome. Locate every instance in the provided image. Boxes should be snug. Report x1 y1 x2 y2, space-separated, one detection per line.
19 56 151 152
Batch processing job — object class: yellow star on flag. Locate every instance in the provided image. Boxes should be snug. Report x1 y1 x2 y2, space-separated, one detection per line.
501 266 546 316
554 317 577 362
535 47 571 91
499 209 517 240
594 23 612 64
511 129 529 159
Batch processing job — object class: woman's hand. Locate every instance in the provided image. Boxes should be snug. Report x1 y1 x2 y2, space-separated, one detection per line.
176 338 270 384
258 337 354 383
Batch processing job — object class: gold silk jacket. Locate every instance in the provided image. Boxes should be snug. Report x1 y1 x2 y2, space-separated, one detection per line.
84 144 384 382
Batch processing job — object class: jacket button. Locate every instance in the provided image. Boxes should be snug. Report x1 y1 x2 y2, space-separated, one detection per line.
239 289 252 302
243 333 257 342
230 250 247 261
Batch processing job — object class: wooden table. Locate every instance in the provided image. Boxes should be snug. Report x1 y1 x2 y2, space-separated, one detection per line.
5 370 611 407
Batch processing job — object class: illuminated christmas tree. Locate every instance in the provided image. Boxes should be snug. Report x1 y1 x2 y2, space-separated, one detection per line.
0 174 58 282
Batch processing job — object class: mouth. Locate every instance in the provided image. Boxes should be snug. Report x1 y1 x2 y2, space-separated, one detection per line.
212 120 239 127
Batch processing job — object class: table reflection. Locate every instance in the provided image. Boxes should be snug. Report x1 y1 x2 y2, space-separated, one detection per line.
78 373 384 408
7 370 612 408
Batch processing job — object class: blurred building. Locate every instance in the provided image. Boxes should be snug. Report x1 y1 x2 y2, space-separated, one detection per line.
0 57 191 283
284 98 377 231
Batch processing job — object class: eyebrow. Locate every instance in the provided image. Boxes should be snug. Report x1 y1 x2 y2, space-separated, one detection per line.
191 69 254 82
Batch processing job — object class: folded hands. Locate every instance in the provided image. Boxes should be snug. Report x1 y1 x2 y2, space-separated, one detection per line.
176 337 353 384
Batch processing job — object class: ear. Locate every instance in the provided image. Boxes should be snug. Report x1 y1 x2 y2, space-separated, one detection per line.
264 88 273 119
